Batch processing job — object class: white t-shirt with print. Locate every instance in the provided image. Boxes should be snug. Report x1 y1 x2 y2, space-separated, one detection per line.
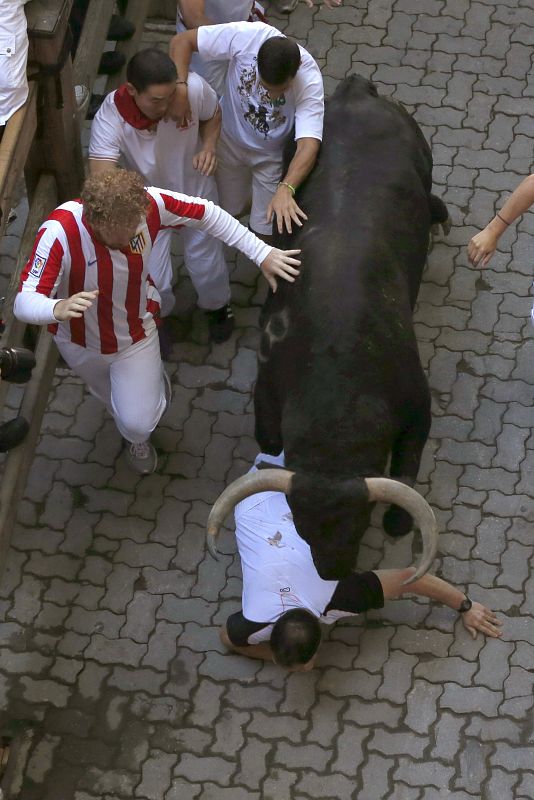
235 453 357 644
88 72 219 198
197 21 324 154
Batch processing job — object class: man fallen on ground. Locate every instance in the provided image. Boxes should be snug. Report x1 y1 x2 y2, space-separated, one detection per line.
220 452 503 672
14 171 300 475
169 21 324 240
89 48 236 343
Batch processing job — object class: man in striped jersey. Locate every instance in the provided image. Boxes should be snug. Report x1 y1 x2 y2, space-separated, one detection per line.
14 170 300 474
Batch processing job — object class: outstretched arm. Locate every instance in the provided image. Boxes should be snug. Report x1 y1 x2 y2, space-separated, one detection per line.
375 568 502 640
468 173 534 267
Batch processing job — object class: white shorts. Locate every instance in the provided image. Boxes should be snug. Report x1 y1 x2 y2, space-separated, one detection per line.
215 130 284 236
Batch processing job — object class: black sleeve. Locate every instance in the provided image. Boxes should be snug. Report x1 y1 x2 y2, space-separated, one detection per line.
226 611 271 647
324 571 385 615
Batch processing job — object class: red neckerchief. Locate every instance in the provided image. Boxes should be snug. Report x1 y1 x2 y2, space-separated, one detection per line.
114 84 156 131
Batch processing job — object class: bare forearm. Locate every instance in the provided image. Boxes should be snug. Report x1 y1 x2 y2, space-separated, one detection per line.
219 625 274 661
178 0 212 27
375 568 464 610
282 138 320 190
169 31 197 80
199 107 221 151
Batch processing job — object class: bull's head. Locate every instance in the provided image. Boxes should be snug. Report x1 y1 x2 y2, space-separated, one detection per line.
207 470 438 584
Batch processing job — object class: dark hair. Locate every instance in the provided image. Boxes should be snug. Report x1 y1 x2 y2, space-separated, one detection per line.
270 608 321 667
127 48 177 93
257 37 301 86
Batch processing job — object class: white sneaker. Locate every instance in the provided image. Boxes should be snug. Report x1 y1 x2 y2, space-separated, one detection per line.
74 84 90 115
125 440 157 474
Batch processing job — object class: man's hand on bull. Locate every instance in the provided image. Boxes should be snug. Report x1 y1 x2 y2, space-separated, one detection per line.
53 290 99 321
193 146 217 177
267 184 308 235
460 601 503 640
260 249 301 292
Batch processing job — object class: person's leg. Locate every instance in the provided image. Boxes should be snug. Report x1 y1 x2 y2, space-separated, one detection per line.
215 132 253 218
109 330 166 444
249 153 284 240
147 229 175 317
55 337 114 413
182 226 230 311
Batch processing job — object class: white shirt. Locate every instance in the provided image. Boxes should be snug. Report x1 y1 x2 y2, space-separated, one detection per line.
88 73 218 198
15 187 271 353
0 0 30 125
197 21 324 153
235 453 358 643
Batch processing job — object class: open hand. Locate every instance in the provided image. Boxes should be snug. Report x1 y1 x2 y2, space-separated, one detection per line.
267 186 308 235
193 147 217 176
461 601 502 639
467 228 499 267
260 249 301 292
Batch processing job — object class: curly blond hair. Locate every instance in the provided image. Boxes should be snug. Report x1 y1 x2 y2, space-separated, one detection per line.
81 170 150 227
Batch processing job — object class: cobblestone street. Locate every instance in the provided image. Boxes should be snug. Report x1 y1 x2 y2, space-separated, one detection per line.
1 1 534 798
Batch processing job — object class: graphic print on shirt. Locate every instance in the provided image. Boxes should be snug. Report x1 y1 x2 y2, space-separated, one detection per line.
30 254 47 279
237 59 287 139
129 231 146 255
267 530 286 548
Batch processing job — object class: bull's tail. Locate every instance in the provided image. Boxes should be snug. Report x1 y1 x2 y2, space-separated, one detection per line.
429 193 451 235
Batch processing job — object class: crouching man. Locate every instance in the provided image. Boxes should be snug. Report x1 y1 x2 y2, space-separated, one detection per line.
220 453 502 672
14 172 300 475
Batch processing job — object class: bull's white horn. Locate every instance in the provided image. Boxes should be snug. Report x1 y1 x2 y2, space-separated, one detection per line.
365 477 438 584
206 471 438 584
206 468 294 558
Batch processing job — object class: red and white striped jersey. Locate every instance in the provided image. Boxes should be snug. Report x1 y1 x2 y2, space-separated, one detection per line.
15 186 271 354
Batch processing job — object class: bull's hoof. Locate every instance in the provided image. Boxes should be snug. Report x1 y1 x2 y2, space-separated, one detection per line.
383 505 413 538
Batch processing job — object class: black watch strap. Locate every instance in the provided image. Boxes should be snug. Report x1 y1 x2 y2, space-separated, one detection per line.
458 595 473 613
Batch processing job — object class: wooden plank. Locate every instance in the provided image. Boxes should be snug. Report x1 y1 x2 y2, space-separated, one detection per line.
0 84 38 241
106 0 153 92
29 1 85 201
25 0 72 38
0 174 58 579
72 0 114 94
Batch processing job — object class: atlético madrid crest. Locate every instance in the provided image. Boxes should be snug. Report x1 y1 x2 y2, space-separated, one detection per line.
129 231 146 255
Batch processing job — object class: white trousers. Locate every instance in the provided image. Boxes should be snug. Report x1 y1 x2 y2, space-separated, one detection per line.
56 329 165 444
148 203 231 316
215 130 283 235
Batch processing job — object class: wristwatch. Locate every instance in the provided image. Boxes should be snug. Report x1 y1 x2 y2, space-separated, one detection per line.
458 595 473 613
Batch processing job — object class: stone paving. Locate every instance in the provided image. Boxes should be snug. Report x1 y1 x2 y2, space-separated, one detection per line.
1 1 534 798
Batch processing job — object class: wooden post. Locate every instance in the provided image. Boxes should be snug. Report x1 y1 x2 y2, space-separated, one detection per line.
106 0 153 92
72 0 114 98
26 0 85 201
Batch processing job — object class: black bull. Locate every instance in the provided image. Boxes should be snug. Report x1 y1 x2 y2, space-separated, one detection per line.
254 75 449 580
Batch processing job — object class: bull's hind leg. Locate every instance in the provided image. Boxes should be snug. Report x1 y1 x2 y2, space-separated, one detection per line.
383 405 431 538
